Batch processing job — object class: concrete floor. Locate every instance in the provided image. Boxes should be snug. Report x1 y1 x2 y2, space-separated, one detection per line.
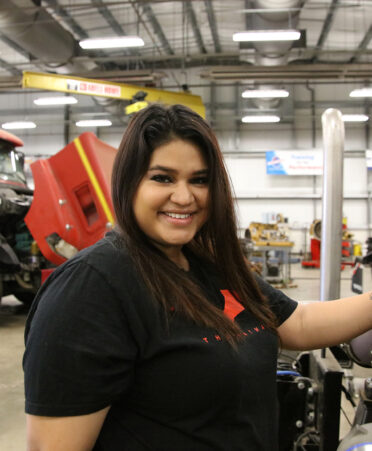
0 264 371 450
0 296 28 451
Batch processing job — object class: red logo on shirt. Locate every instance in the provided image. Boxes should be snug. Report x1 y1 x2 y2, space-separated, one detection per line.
220 290 244 320
200 290 265 344
201 325 265 344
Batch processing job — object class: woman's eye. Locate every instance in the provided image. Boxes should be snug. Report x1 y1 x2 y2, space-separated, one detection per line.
150 174 172 183
191 177 209 185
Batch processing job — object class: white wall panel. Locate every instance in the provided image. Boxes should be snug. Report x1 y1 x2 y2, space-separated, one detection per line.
225 157 318 195
343 157 367 193
225 154 369 252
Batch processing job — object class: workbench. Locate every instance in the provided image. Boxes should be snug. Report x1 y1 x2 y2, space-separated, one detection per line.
251 241 294 284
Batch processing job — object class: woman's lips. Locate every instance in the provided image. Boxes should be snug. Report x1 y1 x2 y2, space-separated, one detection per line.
160 212 194 225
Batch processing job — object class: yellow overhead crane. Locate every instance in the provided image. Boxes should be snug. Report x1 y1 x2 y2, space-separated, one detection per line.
22 71 206 118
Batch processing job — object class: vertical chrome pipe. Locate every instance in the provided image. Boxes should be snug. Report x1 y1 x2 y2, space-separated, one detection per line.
320 109 345 301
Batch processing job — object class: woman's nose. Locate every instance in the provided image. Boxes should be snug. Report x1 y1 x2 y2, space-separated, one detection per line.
170 182 194 205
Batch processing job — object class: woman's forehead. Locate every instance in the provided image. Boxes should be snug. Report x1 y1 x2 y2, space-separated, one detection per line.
149 139 207 165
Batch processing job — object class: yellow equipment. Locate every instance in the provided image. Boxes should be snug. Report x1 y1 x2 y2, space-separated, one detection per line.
22 71 206 118
125 101 149 115
247 220 294 247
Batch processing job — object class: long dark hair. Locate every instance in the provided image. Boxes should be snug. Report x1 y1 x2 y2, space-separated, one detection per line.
111 104 277 344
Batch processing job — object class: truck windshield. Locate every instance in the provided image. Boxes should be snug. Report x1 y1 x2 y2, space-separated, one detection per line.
0 141 27 185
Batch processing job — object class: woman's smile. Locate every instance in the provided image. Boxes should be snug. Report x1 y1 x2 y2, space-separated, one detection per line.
160 211 195 224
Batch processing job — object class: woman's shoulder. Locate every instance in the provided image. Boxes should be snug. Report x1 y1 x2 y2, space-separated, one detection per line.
26 231 154 334
44 230 139 296
64 230 132 271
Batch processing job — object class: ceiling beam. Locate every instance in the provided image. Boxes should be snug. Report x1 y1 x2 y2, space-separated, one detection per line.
204 0 221 53
349 24 372 63
8 48 372 73
0 34 36 62
94 0 127 36
0 57 21 76
42 0 89 39
313 0 339 57
93 0 141 60
184 2 207 54
244 0 254 30
140 3 174 55
200 63 372 81
6 50 241 70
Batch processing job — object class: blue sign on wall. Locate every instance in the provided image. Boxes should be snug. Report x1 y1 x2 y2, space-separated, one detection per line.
266 151 323 175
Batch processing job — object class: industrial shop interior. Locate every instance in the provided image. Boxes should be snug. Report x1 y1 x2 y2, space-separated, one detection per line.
1 1 372 450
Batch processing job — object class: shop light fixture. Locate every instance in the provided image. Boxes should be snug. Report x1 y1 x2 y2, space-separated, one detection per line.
79 36 144 49
342 114 369 122
233 30 301 42
76 119 112 127
34 96 78 106
242 115 280 123
349 88 372 98
2 121 37 130
242 89 289 99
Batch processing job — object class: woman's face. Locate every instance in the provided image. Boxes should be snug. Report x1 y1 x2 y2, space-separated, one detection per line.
133 138 209 258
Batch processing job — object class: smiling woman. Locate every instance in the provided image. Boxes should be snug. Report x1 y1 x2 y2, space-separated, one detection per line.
23 104 372 451
110 104 276 340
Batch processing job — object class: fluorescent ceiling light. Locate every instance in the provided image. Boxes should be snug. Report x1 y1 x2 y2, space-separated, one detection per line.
242 89 289 99
79 36 144 49
233 30 301 42
76 119 112 127
242 115 280 123
342 114 369 122
349 88 372 98
34 96 78 106
2 121 37 130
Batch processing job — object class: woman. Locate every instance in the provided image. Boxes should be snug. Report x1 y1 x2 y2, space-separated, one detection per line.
24 104 372 451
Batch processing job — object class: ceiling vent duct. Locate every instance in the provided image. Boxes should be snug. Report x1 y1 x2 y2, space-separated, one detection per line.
241 0 304 66
239 0 304 112
0 0 94 73
0 0 130 122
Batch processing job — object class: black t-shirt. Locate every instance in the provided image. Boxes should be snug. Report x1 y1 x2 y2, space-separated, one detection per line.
23 232 298 451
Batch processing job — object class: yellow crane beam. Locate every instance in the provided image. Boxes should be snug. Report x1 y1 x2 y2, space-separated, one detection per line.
22 71 205 118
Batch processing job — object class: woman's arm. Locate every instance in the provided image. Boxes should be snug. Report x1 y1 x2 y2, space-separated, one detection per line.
26 407 110 451
278 292 372 350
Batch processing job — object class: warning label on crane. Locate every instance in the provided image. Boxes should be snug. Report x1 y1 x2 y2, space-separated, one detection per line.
66 79 121 97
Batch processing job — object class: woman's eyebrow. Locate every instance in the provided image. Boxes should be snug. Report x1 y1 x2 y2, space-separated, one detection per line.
193 169 209 175
148 165 175 173
148 165 208 175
